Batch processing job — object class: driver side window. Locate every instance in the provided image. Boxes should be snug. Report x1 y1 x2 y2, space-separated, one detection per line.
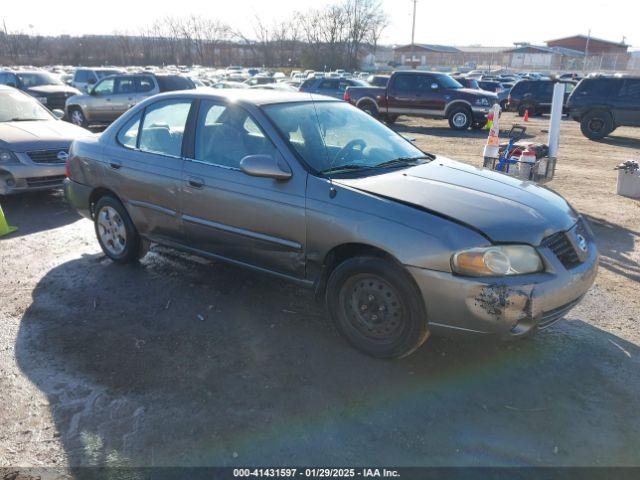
194 101 278 169
93 78 115 95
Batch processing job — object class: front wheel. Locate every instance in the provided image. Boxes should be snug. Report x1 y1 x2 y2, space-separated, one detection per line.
326 256 429 359
448 106 473 130
94 196 142 263
384 114 399 125
69 108 88 127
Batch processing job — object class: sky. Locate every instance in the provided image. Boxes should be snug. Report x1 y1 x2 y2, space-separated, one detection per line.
2 0 639 48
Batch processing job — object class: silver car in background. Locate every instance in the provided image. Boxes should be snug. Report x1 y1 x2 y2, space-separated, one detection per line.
64 89 598 358
65 73 195 127
0 85 91 195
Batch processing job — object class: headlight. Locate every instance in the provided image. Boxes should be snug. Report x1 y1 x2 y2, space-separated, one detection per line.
474 97 490 106
0 149 19 164
451 245 543 277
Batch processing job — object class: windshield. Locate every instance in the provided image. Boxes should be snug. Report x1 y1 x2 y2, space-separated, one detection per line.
0 90 52 122
16 72 63 88
263 101 428 175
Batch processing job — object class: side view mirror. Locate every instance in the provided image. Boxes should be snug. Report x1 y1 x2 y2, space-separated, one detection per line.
240 154 292 180
52 109 65 119
431 83 439 90
87 78 96 85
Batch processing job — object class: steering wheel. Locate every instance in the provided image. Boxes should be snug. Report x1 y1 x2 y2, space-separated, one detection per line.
334 139 367 165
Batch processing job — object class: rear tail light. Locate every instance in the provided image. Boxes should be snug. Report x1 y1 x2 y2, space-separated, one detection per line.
65 159 70 178
343 89 350 102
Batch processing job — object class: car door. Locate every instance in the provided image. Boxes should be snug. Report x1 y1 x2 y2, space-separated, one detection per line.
110 76 137 120
89 77 116 122
181 99 307 278
386 73 420 115
102 98 194 242
616 79 640 126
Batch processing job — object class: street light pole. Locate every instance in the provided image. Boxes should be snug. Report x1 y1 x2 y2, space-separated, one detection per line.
583 29 591 74
411 0 417 68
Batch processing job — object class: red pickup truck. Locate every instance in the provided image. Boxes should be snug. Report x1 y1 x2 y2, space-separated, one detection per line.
344 71 498 130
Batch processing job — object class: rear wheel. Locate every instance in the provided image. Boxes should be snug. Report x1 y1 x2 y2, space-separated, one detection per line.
358 101 379 118
580 110 614 140
448 106 473 130
94 196 142 263
326 256 429 359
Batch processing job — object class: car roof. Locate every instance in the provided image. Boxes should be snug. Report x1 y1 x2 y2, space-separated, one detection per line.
152 87 338 106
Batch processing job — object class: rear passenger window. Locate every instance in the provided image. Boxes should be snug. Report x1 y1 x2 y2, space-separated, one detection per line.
621 80 640 99
137 77 155 93
138 100 192 157
117 112 142 149
115 77 136 94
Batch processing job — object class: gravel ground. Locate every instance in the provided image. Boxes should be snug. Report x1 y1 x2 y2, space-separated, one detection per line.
0 112 639 473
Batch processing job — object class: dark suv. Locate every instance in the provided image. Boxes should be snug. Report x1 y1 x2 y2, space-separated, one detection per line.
507 79 575 116
0 70 81 112
567 76 640 139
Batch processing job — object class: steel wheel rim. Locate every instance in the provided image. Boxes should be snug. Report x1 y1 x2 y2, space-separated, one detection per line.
71 111 84 125
588 117 605 133
97 206 127 255
453 112 468 128
340 273 405 343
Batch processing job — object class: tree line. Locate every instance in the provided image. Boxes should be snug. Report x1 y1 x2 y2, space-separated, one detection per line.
0 0 388 70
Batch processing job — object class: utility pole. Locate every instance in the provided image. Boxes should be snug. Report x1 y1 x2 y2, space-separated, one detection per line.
410 0 417 69
583 29 591 74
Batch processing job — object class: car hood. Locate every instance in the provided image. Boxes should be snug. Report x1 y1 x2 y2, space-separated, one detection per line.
456 87 498 99
0 121 92 152
334 157 578 245
26 85 82 96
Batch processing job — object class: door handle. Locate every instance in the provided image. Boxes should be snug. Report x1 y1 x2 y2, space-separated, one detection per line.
108 160 122 170
106 98 111 102
187 176 204 189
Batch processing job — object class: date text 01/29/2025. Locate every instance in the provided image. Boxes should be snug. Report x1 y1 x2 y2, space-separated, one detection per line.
232 468 401 478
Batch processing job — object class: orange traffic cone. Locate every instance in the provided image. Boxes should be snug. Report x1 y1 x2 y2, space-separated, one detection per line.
523 109 529 122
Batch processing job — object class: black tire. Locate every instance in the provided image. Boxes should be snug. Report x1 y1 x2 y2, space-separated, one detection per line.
94 195 142 264
384 114 399 125
69 107 88 128
517 103 533 117
471 119 488 130
499 100 508 111
358 101 379 118
580 110 614 140
447 106 473 130
326 256 429 359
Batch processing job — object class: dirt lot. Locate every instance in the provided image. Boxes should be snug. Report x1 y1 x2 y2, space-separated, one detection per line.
1 113 639 474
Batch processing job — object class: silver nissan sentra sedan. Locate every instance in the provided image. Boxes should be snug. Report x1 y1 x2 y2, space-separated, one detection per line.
0 85 91 194
64 89 598 358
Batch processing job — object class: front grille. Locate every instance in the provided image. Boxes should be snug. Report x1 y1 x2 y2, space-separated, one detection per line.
27 149 68 164
25 175 66 188
45 92 73 110
542 230 581 269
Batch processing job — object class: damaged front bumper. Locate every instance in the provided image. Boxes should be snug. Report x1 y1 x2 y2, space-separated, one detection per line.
406 231 599 338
